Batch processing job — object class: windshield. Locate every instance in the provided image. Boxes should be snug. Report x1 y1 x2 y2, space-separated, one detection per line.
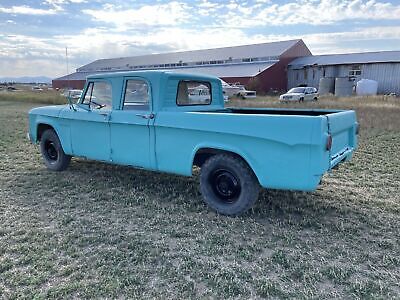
288 87 306 93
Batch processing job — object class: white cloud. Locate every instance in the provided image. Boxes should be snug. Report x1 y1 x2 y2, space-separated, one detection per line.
1 22 400 77
53 25 400 64
303 26 400 53
0 5 59 15
82 2 190 29
1 0 400 77
220 0 400 27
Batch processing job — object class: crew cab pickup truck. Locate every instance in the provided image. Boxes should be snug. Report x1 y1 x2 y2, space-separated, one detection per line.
28 71 358 215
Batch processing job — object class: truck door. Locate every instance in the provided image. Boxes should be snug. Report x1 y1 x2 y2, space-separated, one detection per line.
109 77 153 169
63 80 111 161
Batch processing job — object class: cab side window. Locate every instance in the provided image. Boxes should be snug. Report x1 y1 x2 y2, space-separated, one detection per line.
123 80 150 110
82 81 112 110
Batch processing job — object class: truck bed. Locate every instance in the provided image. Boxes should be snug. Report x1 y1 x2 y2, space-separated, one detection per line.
202 107 340 116
159 107 357 190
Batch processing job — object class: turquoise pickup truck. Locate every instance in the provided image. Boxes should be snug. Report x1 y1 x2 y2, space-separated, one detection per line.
28 71 358 215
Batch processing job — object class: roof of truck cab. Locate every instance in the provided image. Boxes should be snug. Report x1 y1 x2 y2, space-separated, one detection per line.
87 70 220 81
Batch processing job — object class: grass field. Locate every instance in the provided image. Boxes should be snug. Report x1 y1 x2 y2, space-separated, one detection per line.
0 94 399 298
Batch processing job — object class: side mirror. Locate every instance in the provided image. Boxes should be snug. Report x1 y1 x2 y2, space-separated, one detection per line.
67 93 76 111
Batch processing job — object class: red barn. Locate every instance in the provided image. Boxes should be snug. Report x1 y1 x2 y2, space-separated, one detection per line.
53 39 311 94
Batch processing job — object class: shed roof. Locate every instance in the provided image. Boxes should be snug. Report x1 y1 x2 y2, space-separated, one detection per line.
289 51 400 68
77 39 302 72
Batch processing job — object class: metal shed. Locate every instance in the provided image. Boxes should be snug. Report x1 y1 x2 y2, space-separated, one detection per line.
288 51 400 94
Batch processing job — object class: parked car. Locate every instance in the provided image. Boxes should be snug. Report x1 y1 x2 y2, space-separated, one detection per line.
280 87 318 102
62 89 83 99
235 84 256 99
32 86 43 92
28 71 358 216
220 80 241 99
220 80 256 100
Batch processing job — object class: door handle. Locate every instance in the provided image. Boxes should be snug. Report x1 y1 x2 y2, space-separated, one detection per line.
135 113 155 119
98 112 111 120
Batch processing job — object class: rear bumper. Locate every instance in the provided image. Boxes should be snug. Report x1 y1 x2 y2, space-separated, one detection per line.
330 147 354 169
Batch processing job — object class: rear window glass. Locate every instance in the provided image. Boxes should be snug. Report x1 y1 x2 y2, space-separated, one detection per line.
123 79 150 110
176 80 212 106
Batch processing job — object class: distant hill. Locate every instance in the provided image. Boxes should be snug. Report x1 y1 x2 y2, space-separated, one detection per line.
0 76 52 84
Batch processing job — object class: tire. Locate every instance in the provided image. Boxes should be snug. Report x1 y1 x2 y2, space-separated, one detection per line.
313 97 318 101
299 97 304 102
40 129 71 171
200 154 260 216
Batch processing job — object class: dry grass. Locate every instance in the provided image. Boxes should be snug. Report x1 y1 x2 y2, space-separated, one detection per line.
0 93 399 298
0 88 66 105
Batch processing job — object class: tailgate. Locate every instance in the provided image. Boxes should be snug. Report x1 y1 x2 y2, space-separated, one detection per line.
326 110 358 169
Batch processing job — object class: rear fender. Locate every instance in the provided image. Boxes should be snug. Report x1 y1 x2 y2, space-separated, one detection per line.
191 143 261 183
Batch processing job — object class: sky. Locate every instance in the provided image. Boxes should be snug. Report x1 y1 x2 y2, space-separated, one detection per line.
1 0 400 78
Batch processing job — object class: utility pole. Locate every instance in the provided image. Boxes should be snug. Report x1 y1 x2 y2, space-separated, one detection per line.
66 47 70 91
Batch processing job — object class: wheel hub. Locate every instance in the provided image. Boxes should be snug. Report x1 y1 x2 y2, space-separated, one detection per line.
210 169 241 203
45 141 58 161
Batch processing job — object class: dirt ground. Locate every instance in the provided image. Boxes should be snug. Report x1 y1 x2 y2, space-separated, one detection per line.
0 95 399 298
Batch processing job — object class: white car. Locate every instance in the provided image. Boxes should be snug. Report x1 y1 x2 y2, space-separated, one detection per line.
237 85 256 99
280 87 318 102
220 80 241 99
188 85 211 103
63 89 83 99
220 80 256 100
32 86 43 92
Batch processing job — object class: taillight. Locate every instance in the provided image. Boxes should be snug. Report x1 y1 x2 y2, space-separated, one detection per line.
326 134 332 151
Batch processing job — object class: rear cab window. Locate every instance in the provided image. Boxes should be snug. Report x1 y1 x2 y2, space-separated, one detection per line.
176 80 212 106
82 81 112 110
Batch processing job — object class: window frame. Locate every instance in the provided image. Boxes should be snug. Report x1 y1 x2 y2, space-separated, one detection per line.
349 65 362 77
81 81 94 105
121 77 152 111
176 80 212 107
80 79 113 111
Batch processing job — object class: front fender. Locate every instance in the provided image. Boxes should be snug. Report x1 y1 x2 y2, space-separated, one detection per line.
29 115 72 155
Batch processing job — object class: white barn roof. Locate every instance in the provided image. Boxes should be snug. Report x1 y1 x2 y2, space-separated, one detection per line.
77 39 301 73
289 51 400 68
57 62 275 82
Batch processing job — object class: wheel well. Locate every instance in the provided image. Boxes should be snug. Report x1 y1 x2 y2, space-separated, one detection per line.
37 124 54 141
193 148 249 168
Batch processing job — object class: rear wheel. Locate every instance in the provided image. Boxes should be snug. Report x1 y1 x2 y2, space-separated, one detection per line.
40 129 71 171
200 154 260 216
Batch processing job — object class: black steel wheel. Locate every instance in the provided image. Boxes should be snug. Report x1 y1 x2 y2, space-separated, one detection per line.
210 168 241 203
200 154 260 216
40 129 71 171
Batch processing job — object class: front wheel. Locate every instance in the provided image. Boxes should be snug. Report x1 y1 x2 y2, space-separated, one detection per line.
200 154 260 216
40 129 71 171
